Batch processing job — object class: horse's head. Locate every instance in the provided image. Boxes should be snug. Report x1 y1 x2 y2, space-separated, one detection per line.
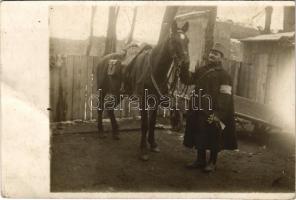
168 20 190 66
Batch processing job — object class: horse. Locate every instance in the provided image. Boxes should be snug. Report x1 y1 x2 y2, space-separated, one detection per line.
95 20 190 161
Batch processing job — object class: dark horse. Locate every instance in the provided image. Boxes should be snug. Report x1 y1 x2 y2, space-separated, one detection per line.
95 20 190 160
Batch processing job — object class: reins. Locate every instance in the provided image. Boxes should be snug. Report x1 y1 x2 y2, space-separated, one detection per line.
150 54 182 98
149 31 189 100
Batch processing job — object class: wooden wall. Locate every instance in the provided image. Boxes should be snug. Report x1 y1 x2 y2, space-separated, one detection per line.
241 41 295 104
50 55 140 122
50 53 276 122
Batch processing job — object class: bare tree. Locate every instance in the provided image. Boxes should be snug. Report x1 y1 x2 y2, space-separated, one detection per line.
86 6 97 56
283 6 295 32
203 6 217 58
157 6 179 44
263 6 273 34
104 6 120 55
126 7 138 45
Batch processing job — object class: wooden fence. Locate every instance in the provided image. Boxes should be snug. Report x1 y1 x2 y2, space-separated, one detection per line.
50 55 140 122
50 55 254 122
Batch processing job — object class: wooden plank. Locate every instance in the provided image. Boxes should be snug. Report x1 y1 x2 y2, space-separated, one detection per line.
238 63 245 97
235 112 280 129
55 56 67 121
86 56 94 121
50 55 61 122
79 56 88 120
232 62 240 95
246 64 252 98
248 63 257 101
56 68 64 122
61 56 74 121
60 57 67 121
222 59 230 74
72 56 83 120
92 56 101 120
234 95 281 128
257 54 268 104
254 56 260 102
239 63 249 98
236 62 243 96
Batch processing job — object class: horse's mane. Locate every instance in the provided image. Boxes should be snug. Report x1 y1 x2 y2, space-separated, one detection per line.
150 35 173 79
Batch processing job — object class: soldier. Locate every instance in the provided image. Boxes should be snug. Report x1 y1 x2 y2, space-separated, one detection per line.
179 43 238 172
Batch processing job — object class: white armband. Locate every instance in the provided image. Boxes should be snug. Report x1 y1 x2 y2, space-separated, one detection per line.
219 121 226 130
220 85 232 95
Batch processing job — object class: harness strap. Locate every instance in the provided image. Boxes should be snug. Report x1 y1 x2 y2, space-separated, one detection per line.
151 73 164 97
178 67 220 100
150 55 180 97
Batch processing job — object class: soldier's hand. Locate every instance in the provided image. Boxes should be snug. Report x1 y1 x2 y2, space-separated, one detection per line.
207 114 219 124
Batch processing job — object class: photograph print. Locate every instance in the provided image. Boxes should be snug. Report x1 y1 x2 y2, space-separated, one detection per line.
49 2 295 194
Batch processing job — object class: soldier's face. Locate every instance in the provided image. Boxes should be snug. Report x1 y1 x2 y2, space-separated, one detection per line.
208 50 222 64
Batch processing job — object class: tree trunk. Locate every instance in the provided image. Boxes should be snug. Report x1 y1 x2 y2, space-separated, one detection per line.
86 6 97 56
157 6 179 44
263 6 273 34
104 6 120 55
203 6 217 59
126 7 138 45
283 6 295 32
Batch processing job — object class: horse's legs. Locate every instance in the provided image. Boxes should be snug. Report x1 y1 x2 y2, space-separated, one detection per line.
107 109 119 140
139 100 149 160
107 92 121 140
97 109 106 138
97 91 106 138
148 108 160 152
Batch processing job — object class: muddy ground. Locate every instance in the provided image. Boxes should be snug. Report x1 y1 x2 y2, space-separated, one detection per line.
50 119 295 193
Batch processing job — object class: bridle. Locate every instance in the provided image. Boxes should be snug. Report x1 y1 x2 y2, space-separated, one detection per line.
150 30 189 98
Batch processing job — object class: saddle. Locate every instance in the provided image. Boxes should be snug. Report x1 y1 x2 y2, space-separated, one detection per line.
107 43 152 77
106 43 153 94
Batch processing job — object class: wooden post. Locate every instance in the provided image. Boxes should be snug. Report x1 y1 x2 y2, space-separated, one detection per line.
157 6 179 44
283 6 295 32
263 6 273 34
203 6 217 61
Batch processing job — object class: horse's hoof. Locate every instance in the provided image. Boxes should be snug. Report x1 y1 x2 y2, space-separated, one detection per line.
139 154 149 161
150 146 160 153
112 135 120 140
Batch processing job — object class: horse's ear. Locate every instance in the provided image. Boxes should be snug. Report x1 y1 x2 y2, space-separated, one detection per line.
182 22 189 33
171 20 178 33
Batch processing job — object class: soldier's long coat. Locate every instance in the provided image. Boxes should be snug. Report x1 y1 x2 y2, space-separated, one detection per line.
180 62 237 151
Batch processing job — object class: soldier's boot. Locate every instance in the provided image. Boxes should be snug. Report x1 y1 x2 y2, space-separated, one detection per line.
203 162 216 172
186 149 206 169
203 150 218 173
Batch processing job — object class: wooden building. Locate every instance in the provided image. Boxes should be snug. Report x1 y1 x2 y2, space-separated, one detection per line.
176 11 259 71
240 32 295 103
240 32 295 129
